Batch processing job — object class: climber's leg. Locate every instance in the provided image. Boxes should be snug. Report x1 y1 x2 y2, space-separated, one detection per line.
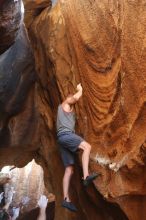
63 165 74 201
78 141 91 179
78 141 101 186
62 165 77 212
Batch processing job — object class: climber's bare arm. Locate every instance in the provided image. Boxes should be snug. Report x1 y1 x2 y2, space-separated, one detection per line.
73 83 83 101
62 83 83 112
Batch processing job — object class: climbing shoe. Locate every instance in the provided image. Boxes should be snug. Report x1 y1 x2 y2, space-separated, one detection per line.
83 173 101 186
62 199 78 212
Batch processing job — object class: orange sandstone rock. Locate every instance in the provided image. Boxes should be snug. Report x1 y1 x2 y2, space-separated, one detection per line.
29 1 146 220
23 0 51 28
0 0 145 219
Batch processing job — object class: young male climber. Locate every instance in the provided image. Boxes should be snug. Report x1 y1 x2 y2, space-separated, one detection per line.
56 83 100 212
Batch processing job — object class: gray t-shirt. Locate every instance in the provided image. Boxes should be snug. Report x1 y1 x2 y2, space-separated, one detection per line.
57 105 75 135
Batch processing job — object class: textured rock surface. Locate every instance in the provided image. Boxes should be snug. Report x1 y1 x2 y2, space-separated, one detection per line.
0 173 10 185
0 1 56 216
18 202 55 220
23 0 51 28
4 160 45 211
28 0 146 220
0 0 22 54
0 1 58 219
0 0 37 162
0 0 146 220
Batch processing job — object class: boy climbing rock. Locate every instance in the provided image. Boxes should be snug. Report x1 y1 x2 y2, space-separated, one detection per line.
56 83 100 212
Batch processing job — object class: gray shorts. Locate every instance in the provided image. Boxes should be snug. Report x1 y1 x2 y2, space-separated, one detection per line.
57 132 84 167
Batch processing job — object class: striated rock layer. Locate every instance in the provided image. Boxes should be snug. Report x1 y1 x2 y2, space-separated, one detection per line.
0 0 146 220
23 0 51 28
28 0 146 220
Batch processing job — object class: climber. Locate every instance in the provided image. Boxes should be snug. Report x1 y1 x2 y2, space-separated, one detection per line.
56 83 100 212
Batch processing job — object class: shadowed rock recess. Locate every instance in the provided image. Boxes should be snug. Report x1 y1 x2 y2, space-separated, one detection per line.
0 0 146 219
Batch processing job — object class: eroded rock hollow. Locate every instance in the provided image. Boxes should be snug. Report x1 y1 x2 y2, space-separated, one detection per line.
0 0 146 220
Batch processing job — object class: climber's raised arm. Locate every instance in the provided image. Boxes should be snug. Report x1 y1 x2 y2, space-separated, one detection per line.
73 83 83 101
62 83 83 112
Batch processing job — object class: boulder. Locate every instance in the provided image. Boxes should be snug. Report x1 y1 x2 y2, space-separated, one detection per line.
0 0 146 219
0 0 22 54
29 0 146 219
0 0 37 167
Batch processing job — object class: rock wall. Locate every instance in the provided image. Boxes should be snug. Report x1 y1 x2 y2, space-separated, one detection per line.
0 0 146 220
0 0 22 54
4 160 45 211
0 1 56 218
23 0 51 28
28 0 146 220
0 0 38 171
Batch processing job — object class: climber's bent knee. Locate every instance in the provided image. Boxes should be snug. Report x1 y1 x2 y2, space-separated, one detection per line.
65 165 74 175
78 141 91 152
